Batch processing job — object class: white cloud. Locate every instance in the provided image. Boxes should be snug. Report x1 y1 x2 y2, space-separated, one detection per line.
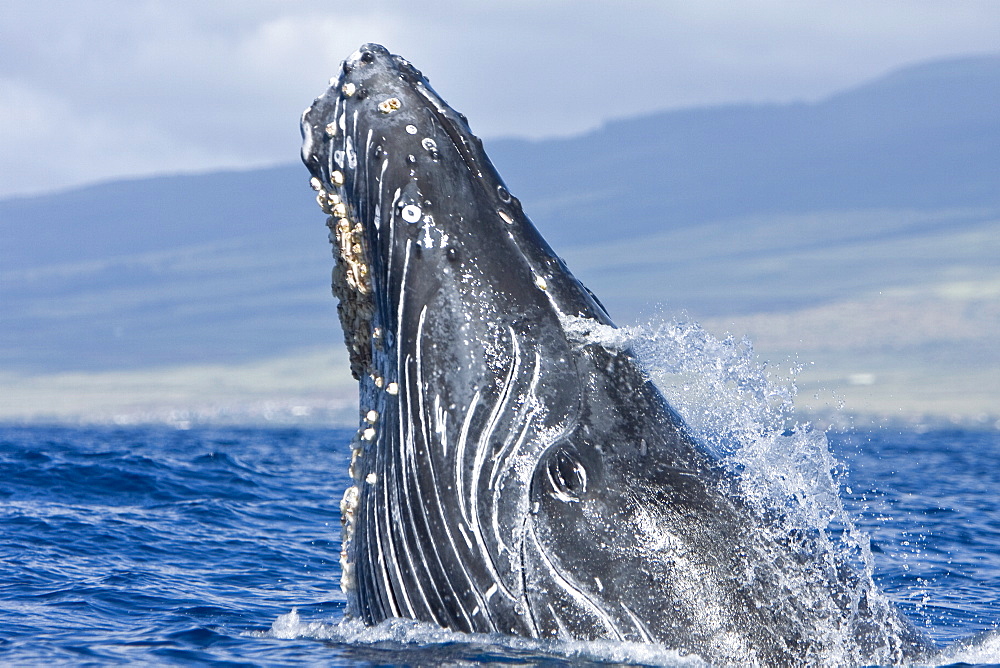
1 0 998 198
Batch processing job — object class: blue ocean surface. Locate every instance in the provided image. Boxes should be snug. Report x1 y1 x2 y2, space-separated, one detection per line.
1 424 998 666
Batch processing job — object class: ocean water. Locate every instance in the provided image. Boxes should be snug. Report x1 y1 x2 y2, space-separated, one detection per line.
1 423 998 666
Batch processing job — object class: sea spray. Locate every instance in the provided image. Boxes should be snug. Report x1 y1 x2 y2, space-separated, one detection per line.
629 316 929 662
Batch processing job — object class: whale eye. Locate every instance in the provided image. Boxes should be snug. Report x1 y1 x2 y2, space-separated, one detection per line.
546 448 587 503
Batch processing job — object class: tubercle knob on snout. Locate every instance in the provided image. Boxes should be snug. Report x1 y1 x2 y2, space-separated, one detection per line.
356 43 390 64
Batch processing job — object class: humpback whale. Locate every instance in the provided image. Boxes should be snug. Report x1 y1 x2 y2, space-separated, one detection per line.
300 44 928 665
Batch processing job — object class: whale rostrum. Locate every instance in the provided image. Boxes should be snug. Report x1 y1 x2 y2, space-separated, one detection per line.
300 43 929 665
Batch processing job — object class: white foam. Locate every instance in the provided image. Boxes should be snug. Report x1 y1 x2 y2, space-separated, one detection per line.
935 629 1000 665
262 609 708 666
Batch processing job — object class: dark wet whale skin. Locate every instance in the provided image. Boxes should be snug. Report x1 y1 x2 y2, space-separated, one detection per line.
300 44 929 665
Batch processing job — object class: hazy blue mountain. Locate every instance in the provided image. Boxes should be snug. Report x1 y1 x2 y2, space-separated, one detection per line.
487 54 1000 249
0 166 317 271
2 54 998 375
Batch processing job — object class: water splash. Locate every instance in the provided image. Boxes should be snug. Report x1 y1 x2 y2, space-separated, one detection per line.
563 313 930 664
564 314 849 528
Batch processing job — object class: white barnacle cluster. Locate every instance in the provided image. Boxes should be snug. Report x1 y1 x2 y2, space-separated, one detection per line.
312 172 370 295
339 406 384 593
310 167 374 380
339 422 366 592
339 482 359 591
378 97 402 114
332 215 370 296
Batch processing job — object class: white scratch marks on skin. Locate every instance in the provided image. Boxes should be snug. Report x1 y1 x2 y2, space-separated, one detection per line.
415 306 431 455
528 521 624 641
491 415 534 554
484 349 527 499
396 238 412 382
621 602 654 643
455 388 481 527
346 137 356 172
372 460 403 618
468 326 522 600
434 394 448 457
548 603 571 638
377 237 415 622
488 349 542 557
386 187 402 285
412 304 492 628
397 356 438 622
456 520 475 551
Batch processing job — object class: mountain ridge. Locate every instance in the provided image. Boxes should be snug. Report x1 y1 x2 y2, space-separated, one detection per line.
2 53 998 424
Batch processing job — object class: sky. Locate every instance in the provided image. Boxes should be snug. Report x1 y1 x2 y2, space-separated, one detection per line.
2 1 999 200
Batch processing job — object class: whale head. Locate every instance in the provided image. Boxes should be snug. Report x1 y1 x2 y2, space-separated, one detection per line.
299 43 929 664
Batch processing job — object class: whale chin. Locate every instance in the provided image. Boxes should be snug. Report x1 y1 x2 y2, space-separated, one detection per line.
299 43 930 664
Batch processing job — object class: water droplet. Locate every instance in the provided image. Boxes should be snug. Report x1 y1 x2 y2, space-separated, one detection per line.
405 125 418 134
